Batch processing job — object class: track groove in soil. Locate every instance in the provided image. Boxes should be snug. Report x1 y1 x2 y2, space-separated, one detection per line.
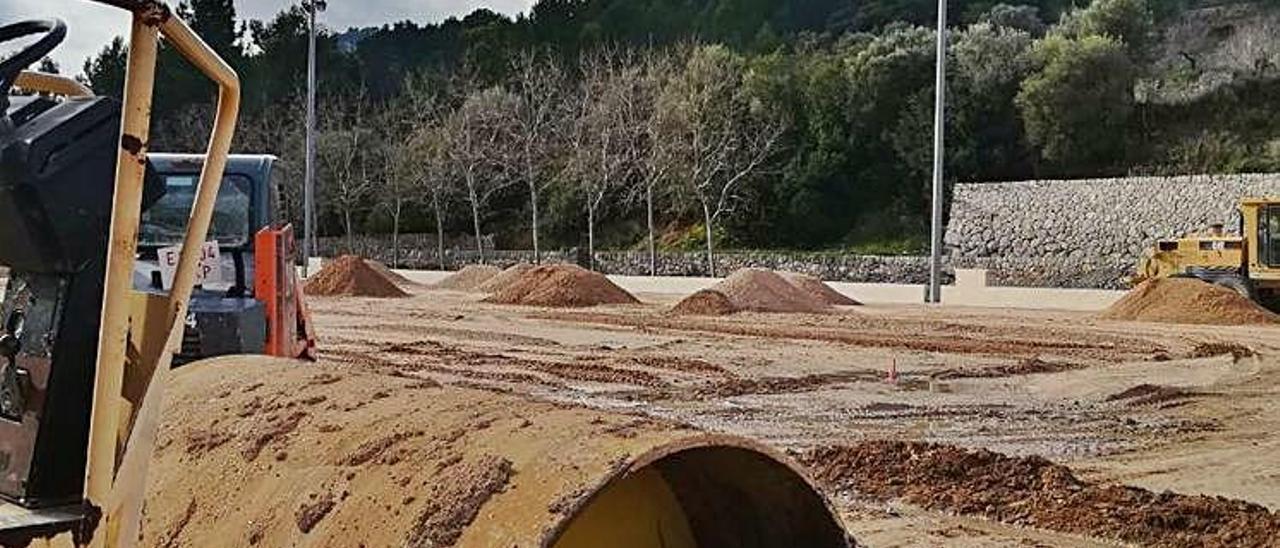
532 311 1168 362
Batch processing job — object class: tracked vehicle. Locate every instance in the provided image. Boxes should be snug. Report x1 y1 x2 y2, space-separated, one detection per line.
1133 198 1280 308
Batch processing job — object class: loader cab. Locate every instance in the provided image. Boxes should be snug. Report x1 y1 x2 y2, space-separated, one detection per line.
137 154 282 362
1242 199 1280 278
137 154 279 291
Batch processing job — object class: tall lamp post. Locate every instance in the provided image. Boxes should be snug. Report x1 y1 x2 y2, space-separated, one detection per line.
303 0 326 277
928 0 948 304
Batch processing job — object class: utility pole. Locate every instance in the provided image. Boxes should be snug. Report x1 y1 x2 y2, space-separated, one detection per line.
928 0 948 304
303 0 325 276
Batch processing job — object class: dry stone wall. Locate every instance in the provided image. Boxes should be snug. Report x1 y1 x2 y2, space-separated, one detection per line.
947 173 1280 288
329 244 941 284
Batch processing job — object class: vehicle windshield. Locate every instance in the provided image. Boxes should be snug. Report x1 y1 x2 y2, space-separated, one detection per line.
1266 206 1280 267
140 174 252 248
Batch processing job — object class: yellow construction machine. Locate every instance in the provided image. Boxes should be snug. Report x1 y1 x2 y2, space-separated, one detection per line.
0 1 241 544
0 2 849 546
1133 198 1280 306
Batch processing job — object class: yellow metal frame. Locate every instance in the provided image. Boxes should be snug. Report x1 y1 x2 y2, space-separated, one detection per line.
1133 197 1280 291
13 71 94 98
63 2 240 547
1241 199 1280 284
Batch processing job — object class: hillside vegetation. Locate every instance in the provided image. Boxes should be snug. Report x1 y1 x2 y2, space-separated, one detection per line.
76 0 1280 260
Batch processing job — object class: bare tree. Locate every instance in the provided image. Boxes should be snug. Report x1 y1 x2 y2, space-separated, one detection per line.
623 51 676 276
154 102 214 153
318 91 376 253
443 86 518 264
504 51 568 264
380 140 413 268
236 93 306 228
398 74 456 269
660 45 788 277
569 48 643 271
410 124 456 269
377 74 442 268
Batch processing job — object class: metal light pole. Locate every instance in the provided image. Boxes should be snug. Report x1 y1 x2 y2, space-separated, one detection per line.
303 0 323 276
928 0 948 304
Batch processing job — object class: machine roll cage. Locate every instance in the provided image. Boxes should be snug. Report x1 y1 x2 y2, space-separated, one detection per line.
0 1 240 546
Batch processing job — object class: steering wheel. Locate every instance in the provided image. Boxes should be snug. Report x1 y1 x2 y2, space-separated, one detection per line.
0 19 67 100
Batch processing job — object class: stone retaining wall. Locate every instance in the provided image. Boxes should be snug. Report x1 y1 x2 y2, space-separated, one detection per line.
322 241 942 284
316 234 493 265
947 173 1280 288
318 173 1280 290
593 252 941 284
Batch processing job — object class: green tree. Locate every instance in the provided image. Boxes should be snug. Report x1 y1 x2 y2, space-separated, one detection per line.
37 58 59 74
951 22 1036 180
1016 34 1135 175
82 37 127 97
980 3 1047 36
660 45 789 274
1057 0 1154 55
180 0 242 61
844 25 936 234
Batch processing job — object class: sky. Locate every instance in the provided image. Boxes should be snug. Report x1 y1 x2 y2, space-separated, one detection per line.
2 0 534 76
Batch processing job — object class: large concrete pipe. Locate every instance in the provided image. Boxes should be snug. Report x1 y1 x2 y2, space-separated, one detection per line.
141 357 850 547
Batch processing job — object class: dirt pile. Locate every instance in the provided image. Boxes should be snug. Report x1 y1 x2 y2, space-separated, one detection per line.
430 265 502 292
482 264 639 308
670 289 739 316
800 441 1280 547
1099 278 1279 325
476 263 534 293
672 269 829 315
780 272 860 306
364 260 417 287
303 255 409 298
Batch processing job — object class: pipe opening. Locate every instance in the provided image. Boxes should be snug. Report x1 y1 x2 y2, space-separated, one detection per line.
552 445 848 548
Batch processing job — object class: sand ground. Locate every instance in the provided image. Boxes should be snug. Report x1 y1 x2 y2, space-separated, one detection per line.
304 285 1280 547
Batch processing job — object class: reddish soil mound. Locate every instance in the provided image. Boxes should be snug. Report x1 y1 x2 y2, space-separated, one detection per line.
693 269 829 314
932 357 1081 379
476 264 535 293
1106 384 1205 407
800 441 1280 547
304 256 409 298
365 260 417 287
1099 278 1279 325
431 265 502 292
779 272 860 306
482 264 639 308
670 289 739 316
1191 341 1255 360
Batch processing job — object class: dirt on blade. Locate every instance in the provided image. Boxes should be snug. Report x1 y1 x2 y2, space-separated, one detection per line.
779 271 860 306
1099 277 1279 325
482 264 639 308
800 441 1280 548
430 264 502 292
304 256 409 298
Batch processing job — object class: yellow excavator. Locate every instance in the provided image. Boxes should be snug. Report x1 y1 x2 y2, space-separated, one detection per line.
0 2 850 546
1132 198 1280 307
